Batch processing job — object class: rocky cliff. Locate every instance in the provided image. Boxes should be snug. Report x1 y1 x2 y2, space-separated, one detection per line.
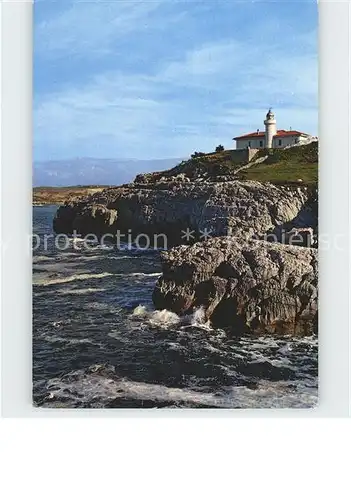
52 144 318 335
53 179 317 246
153 237 318 335
53 143 318 244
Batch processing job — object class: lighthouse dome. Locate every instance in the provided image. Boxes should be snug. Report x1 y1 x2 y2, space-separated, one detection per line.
266 108 275 120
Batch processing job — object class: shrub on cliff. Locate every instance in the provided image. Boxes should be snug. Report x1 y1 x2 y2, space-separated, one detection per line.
215 145 225 153
191 151 206 159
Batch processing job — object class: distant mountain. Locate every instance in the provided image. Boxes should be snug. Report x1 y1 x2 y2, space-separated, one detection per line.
33 157 185 187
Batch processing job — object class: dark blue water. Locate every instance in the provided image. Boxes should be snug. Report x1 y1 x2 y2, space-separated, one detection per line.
33 205 318 408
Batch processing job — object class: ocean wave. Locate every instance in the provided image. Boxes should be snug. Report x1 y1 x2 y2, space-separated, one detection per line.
84 302 122 313
33 261 80 273
64 255 103 261
108 255 139 260
33 255 55 263
40 334 98 346
58 287 106 295
132 305 180 327
35 272 113 286
118 243 164 252
39 365 317 409
131 304 212 330
126 272 162 278
186 306 213 331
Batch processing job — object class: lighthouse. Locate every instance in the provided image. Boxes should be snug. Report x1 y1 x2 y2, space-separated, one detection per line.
233 109 313 149
264 108 277 149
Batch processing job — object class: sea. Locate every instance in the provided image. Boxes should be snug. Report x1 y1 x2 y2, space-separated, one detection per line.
33 205 318 409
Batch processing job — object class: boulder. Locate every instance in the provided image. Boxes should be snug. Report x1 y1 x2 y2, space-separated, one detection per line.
53 203 117 237
153 237 317 335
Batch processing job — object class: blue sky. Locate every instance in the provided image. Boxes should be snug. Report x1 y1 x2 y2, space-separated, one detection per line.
34 0 318 161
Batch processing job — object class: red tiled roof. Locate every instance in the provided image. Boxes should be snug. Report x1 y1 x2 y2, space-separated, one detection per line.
233 131 265 139
275 130 306 137
233 129 307 140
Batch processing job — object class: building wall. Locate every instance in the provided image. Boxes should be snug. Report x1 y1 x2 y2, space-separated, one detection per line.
236 134 313 150
272 135 301 148
229 148 259 164
236 135 312 150
236 137 266 149
264 121 277 149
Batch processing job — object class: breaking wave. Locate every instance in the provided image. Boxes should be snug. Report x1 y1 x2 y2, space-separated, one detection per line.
58 287 106 295
131 304 212 330
37 364 317 409
34 272 113 286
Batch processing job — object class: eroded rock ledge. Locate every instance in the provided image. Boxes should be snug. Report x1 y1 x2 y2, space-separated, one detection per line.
153 237 317 336
53 180 317 246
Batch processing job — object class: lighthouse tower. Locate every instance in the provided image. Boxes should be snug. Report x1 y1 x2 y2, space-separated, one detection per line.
264 109 277 149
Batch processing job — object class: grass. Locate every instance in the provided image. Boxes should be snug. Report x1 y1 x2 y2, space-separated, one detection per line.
164 142 319 185
239 161 318 185
238 142 318 186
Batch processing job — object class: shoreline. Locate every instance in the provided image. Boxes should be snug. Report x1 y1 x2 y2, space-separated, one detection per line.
33 185 110 206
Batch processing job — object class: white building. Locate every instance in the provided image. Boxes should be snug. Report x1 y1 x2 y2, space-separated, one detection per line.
233 109 313 149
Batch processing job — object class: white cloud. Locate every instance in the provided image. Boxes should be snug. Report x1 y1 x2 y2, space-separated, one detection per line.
35 0 164 57
156 35 317 108
34 4 318 159
161 40 245 79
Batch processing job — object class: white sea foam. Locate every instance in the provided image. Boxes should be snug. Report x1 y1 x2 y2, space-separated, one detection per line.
131 305 149 318
33 269 159 288
132 305 180 327
104 272 161 278
65 237 88 244
41 334 97 346
128 272 162 277
43 369 318 409
69 255 102 261
186 306 213 331
118 243 165 252
84 302 122 313
277 343 294 355
35 272 113 286
108 255 139 260
148 309 180 327
131 304 213 330
69 254 134 261
33 262 79 273
33 255 55 263
57 252 84 258
58 287 106 295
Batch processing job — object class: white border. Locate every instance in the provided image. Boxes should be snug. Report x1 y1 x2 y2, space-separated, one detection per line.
1 0 350 417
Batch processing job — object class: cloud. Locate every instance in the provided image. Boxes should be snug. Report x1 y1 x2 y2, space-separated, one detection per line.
35 0 164 58
34 1 318 160
156 33 317 107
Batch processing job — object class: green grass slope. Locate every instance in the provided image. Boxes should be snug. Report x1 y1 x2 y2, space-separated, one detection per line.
238 142 318 185
134 141 319 186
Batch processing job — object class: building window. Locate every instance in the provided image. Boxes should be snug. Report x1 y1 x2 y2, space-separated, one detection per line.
295 138 298 144
260 140 263 147
278 139 282 146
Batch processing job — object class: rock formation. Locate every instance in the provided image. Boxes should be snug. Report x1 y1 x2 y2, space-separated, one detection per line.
153 237 318 335
53 180 317 246
52 143 318 336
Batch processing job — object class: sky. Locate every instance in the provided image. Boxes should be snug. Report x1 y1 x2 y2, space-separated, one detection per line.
34 0 318 161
